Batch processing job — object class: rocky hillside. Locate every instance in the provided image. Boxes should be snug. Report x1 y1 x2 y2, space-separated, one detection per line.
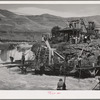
0 9 100 40
26 14 67 28
0 9 49 32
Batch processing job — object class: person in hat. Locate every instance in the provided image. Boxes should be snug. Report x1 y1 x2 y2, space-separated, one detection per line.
57 79 64 90
10 56 14 63
21 52 26 74
22 52 25 65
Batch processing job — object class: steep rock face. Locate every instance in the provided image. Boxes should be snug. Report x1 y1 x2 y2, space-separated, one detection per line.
0 9 18 18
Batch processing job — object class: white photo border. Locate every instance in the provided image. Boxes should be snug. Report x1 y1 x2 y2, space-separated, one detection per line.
0 1 100 99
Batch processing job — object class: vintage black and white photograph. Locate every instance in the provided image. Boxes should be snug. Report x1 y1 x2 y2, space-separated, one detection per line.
0 2 100 90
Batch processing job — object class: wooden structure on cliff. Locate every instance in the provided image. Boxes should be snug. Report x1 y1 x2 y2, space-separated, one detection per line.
58 19 100 44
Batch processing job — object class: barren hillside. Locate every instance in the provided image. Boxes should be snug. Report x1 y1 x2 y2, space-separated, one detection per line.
0 9 100 41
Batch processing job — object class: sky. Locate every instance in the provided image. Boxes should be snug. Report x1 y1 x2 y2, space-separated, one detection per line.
0 4 100 17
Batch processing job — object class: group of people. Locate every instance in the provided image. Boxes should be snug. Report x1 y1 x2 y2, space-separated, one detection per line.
69 35 90 44
70 36 80 44
10 52 27 74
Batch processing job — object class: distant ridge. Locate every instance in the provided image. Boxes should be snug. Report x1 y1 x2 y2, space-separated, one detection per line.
0 9 100 40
